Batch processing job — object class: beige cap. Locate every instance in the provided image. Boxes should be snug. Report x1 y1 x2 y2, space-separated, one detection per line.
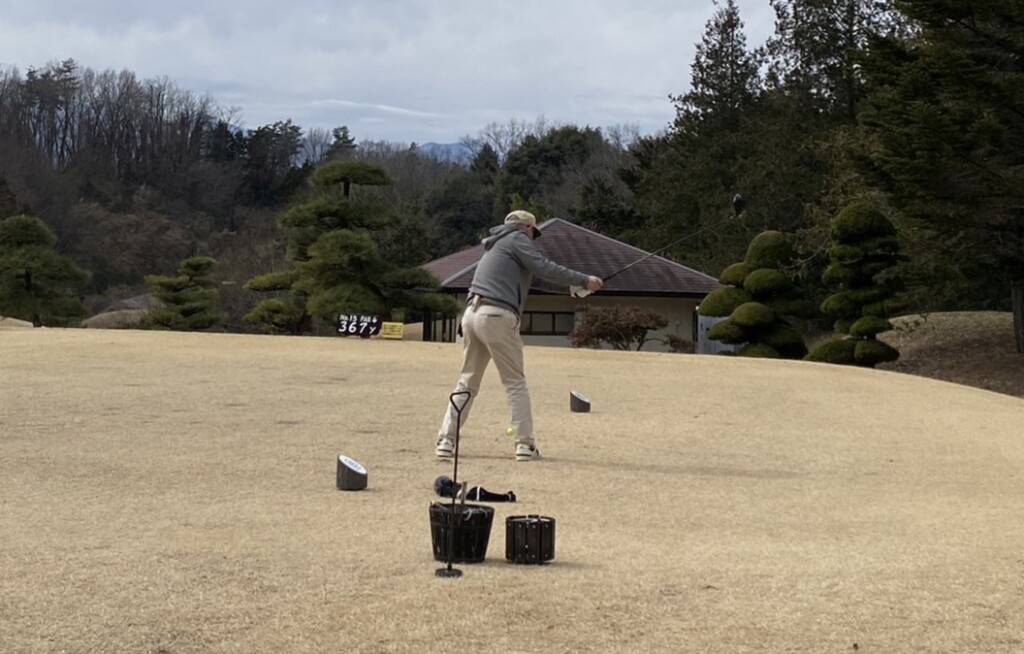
504 210 541 237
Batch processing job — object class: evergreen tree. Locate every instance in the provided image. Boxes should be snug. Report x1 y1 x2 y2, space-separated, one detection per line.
574 176 644 245
0 214 89 326
764 0 909 119
675 0 761 133
806 202 902 367
245 160 456 334
731 0 911 271
203 120 246 163
326 126 357 160
141 256 226 331
859 0 1024 352
699 230 816 358
475 123 640 243
498 125 605 218
0 178 18 218
242 120 310 206
424 144 500 252
633 0 764 276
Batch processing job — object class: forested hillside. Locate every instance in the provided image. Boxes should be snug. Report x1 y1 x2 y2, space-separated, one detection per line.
1 0 1021 350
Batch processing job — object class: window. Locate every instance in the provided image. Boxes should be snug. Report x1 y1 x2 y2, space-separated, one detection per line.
521 311 575 336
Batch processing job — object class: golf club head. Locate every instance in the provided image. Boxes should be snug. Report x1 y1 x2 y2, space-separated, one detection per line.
433 475 468 500
434 475 454 497
732 193 746 216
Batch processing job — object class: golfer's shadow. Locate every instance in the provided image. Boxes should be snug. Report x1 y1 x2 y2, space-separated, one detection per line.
567 456 802 480
458 558 592 571
444 449 797 479
455 452 551 463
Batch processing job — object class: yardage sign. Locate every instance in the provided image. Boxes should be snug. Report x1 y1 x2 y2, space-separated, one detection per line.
337 313 382 338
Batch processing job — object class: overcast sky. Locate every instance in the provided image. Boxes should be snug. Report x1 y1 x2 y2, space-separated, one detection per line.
0 0 775 144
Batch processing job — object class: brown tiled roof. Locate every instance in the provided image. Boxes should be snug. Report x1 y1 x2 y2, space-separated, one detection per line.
422 218 719 297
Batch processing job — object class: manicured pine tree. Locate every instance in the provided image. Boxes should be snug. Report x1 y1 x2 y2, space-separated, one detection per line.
141 256 226 331
245 160 455 334
805 202 903 367
0 213 89 326
699 230 816 358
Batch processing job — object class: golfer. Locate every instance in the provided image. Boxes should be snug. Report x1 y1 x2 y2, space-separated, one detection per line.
436 210 603 462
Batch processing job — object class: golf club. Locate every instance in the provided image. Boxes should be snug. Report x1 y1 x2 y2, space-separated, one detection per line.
571 197 746 297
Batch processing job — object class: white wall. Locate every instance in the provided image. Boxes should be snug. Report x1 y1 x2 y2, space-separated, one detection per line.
523 294 700 352
435 293 703 352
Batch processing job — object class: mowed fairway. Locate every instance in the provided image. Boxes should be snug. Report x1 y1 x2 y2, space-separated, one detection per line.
2 329 1024 654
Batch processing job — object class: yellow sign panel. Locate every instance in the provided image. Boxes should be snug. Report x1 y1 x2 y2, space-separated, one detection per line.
379 322 405 340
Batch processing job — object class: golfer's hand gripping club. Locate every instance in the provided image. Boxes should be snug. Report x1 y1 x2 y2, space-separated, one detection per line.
570 275 603 299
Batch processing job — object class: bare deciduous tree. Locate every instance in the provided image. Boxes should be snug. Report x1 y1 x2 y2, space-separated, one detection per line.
302 127 332 165
464 117 552 161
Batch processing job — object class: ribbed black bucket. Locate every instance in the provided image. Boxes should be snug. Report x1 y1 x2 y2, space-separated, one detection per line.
505 514 556 564
429 502 494 564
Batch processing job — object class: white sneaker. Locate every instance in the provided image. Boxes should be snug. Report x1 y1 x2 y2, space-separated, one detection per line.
515 443 541 462
435 438 454 459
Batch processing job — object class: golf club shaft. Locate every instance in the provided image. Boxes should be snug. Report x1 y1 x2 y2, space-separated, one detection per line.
602 245 673 282
602 230 702 282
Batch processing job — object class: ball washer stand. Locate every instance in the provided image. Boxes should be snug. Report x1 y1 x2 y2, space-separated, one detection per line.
433 390 557 575
436 390 471 579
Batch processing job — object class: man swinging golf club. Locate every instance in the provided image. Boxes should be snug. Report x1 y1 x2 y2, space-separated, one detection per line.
435 210 603 462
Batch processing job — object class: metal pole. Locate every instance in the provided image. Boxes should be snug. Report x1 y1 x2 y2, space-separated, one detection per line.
436 390 471 578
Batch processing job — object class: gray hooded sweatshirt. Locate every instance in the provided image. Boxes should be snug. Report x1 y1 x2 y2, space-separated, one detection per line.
468 224 590 317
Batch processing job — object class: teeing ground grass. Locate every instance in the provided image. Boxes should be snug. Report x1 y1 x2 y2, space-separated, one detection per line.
2 329 1023 653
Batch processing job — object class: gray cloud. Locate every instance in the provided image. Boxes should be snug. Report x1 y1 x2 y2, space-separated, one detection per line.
0 0 775 143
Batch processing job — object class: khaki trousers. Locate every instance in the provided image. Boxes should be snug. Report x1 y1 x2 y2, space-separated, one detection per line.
438 300 534 446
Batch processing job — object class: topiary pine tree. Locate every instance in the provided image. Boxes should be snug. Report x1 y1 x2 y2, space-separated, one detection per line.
805 202 903 367
698 230 816 358
141 256 226 331
0 213 89 326
244 160 456 334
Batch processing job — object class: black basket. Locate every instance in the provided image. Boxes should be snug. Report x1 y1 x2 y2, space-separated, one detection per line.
505 515 556 564
429 502 495 564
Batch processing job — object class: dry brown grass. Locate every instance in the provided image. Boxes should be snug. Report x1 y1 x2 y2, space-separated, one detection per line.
2 327 1024 653
879 311 1024 398
81 309 147 330
0 315 33 330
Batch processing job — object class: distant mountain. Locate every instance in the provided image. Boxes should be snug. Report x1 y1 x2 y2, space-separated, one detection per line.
418 142 473 163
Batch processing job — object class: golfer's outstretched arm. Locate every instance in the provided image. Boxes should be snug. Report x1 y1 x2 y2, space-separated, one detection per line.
512 234 601 292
